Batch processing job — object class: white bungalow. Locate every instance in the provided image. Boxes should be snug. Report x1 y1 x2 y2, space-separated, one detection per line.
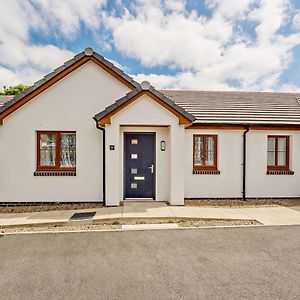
0 48 299 206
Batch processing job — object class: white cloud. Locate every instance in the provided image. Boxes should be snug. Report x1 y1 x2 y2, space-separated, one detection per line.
103 0 300 90
207 0 255 19
248 0 290 43
0 0 106 87
0 0 300 91
104 1 233 71
293 11 300 29
32 0 106 38
164 0 186 12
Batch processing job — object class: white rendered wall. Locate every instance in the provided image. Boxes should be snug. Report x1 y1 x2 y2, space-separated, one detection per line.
247 130 300 198
104 94 185 206
184 129 244 198
169 125 185 205
0 61 130 202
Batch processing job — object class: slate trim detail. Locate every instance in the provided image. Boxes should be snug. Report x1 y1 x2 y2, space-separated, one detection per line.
34 170 76 176
193 169 221 175
266 170 294 175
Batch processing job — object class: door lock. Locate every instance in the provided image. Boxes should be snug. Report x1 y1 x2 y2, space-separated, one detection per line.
148 164 154 173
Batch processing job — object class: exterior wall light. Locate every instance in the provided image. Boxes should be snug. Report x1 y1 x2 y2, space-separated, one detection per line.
160 140 166 151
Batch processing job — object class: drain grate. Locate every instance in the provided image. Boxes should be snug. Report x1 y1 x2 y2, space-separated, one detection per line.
70 211 96 221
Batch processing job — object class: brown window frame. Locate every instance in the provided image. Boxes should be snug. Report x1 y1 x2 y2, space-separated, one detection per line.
267 135 290 170
37 131 76 171
193 134 218 170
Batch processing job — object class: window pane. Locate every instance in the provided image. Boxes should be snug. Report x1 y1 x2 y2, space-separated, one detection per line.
267 137 276 151
60 133 76 167
194 136 204 166
267 137 276 166
206 137 215 166
278 138 287 166
278 151 286 166
40 133 56 166
267 151 275 166
277 138 286 151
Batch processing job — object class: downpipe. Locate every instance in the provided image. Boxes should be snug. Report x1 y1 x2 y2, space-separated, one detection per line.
95 123 106 206
242 126 250 201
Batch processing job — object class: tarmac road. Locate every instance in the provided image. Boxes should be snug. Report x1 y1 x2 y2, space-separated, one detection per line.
0 225 299 299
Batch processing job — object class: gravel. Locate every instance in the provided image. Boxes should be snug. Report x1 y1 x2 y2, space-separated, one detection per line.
0 223 121 234
185 198 300 207
178 219 260 227
0 218 260 234
0 203 104 214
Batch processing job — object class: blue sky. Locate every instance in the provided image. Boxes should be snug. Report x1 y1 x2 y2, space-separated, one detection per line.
1 0 300 91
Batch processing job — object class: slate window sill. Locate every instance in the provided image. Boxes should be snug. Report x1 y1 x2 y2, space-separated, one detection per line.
34 170 76 176
266 170 294 175
193 169 220 175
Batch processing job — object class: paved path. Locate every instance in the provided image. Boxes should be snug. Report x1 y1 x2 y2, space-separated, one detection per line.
1 202 300 227
0 226 299 299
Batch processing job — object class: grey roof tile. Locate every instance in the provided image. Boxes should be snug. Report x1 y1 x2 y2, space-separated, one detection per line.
53 65 66 74
101 59 114 69
122 73 135 83
161 90 300 125
111 66 123 75
43 72 56 81
105 103 119 114
0 95 14 107
63 58 76 68
73 52 85 60
93 52 105 61
33 78 46 88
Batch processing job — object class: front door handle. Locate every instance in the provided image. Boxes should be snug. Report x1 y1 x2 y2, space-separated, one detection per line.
148 164 154 173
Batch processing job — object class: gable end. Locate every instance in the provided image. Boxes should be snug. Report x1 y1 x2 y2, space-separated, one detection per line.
94 85 195 126
0 48 140 125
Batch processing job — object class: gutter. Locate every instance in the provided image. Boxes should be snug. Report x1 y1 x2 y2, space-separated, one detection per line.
95 123 106 206
242 126 250 201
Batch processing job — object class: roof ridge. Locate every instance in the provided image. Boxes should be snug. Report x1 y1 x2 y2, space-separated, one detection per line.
161 89 300 95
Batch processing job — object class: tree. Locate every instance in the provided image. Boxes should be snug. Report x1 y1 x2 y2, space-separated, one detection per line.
0 84 29 95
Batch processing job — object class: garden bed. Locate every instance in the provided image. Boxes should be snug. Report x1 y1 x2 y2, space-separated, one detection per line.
0 203 104 214
185 199 300 207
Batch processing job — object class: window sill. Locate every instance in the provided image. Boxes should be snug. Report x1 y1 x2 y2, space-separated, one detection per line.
193 169 220 175
266 170 294 175
34 170 76 176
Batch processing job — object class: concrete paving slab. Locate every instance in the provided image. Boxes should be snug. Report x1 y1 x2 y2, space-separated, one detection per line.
145 207 174 218
93 207 123 220
122 201 169 218
1 202 300 227
290 206 300 212
234 207 300 225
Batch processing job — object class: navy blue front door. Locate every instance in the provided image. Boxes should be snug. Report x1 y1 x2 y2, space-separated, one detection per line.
124 133 155 199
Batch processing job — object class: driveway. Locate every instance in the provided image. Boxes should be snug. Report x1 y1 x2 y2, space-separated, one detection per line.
0 226 299 299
